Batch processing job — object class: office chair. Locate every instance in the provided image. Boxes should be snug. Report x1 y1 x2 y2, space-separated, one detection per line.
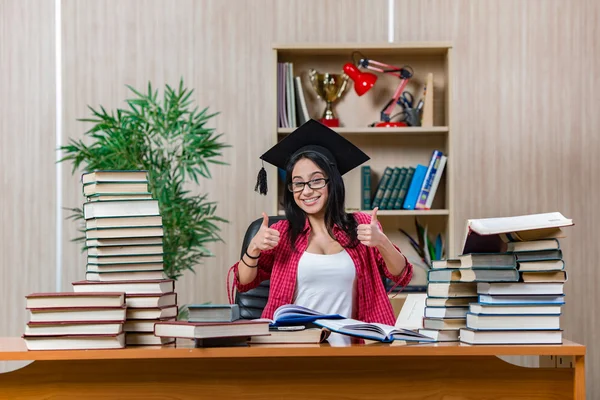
235 215 286 319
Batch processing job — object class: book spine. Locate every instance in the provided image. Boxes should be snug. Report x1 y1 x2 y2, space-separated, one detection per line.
424 155 447 209
393 167 414 209
380 167 400 209
361 166 371 210
415 150 443 210
371 167 393 209
388 168 407 210
403 165 427 210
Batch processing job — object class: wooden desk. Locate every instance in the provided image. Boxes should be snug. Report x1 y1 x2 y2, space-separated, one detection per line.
0 337 585 399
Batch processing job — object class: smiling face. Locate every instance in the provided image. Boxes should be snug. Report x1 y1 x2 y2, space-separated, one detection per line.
290 157 330 216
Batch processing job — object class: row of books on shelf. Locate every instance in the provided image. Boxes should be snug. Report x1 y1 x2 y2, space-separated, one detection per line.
361 150 447 211
413 211 573 345
278 62 310 128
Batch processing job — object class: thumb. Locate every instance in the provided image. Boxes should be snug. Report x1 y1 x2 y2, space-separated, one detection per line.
261 212 269 227
370 207 379 224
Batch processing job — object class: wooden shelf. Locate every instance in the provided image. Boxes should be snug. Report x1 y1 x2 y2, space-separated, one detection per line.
367 209 450 216
274 42 455 255
274 42 452 57
278 127 449 136
278 209 450 217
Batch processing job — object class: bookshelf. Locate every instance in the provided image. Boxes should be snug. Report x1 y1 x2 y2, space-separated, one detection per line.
273 43 454 268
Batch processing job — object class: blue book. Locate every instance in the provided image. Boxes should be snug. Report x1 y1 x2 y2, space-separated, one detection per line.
478 294 566 305
402 164 427 209
269 304 344 326
313 318 435 343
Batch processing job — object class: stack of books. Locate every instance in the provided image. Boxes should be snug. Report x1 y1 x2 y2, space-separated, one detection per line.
418 263 478 342
74 170 177 346
420 212 573 344
154 304 270 347
454 212 572 345
22 292 127 350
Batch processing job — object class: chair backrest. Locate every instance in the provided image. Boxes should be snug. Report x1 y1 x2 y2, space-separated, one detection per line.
235 216 286 319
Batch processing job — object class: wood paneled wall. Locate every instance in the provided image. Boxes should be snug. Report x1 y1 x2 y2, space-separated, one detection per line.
59 0 389 307
0 0 56 339
392 0 599 393
1 0 599 395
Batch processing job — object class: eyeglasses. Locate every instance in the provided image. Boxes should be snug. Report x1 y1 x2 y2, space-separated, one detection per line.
288 178 329 193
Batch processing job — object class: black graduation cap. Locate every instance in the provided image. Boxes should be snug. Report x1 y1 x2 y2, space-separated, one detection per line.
255 119 370 195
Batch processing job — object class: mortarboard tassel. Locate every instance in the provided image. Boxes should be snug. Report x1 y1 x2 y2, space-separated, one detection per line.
255 161 268 195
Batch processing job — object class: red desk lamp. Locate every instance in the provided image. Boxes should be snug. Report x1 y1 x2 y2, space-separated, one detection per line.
343 52 413 127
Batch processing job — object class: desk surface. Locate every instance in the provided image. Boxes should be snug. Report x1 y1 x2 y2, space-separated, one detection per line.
0 337 585 361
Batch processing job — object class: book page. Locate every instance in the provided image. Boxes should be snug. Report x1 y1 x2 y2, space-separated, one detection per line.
395 293 427 330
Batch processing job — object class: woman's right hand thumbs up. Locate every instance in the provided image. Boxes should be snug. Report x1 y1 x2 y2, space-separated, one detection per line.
248 212 281 255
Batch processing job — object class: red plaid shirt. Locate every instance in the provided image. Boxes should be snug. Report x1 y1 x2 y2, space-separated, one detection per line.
228 212 413 325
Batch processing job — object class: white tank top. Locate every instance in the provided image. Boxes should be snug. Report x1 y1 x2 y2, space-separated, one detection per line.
293 250 356 346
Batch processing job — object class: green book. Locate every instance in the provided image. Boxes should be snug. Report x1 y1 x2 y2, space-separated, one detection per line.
380 167 401 209
393 167 415 209
371 167 393 209
361 166 372 210
387 167 408 210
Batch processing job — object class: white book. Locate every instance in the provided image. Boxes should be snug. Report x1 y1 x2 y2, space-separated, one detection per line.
418 328 459 342
126 292 177 309
23 333 125 350
25 322 123 336
460 328 562 345
86 215 163 229
288 63 296 127
469 303 562 315
477 282 564 295
25 292 124 309
126 333 174 346
27 307 127 323
86 270 165 282
395 293 427 330
86 237 163 247
425 307 468 319
82 170 148 184
461 212 573 254
86 263 164 273
424 155 447 209
83 200 160 220
87 245 164 257
72 279 175 295
466 312 560 330
83 182 149 196
126 306 178 320
294 76 310 124
88 254 164 264
85 226 164 239
124 318 175 332
154 320 270 339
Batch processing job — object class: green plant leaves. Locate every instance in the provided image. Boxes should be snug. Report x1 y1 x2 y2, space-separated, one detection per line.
58 79 228 279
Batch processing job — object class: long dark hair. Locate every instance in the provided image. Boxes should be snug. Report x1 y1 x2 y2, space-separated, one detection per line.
283 151 359 250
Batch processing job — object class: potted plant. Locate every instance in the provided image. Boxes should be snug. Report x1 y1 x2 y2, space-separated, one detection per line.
59 80 229 280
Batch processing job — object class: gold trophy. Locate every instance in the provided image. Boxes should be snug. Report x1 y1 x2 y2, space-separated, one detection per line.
309 69 349 127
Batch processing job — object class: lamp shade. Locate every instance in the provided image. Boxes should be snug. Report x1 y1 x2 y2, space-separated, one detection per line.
343 63 377 96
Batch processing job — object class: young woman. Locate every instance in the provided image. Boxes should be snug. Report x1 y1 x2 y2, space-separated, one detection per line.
229 120 413 344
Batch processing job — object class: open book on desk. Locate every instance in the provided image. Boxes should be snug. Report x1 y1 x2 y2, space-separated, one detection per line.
313 318 435 343
268 304 344 326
